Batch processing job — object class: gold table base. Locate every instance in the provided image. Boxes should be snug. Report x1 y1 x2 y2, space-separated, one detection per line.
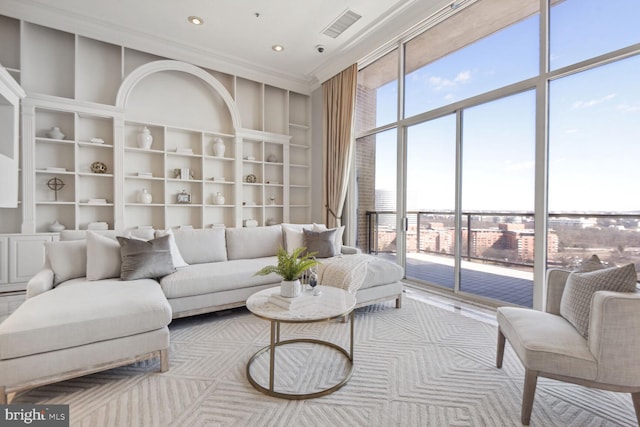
246 310 355 400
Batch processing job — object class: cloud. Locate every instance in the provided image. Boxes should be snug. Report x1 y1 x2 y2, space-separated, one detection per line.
504 160 534 171
571 93 616 109
564 128 579 134
616 103 640 112
428 70 472 91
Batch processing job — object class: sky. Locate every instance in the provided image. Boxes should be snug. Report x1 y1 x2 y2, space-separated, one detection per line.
370 0 640 214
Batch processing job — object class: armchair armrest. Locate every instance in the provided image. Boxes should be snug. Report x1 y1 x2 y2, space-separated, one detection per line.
341 245 362 255
589 290 640 386
26 268 55 299
546 268 570 315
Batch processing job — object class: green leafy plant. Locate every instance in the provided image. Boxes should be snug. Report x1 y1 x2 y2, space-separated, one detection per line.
255 247 320 281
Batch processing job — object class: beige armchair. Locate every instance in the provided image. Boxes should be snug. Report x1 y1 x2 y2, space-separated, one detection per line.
496 268 640 425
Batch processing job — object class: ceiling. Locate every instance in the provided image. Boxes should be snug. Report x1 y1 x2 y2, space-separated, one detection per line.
0 0 455 93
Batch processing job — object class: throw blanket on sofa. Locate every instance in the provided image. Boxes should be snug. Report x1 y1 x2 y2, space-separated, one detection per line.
317 254 372 294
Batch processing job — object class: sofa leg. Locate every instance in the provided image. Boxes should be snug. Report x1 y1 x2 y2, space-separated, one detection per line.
496 328 505 369
631 392 640 426
159 349 169 373
522 369 538 426
395 294 403 309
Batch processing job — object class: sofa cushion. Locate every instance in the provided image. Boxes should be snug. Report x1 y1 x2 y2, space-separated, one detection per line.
86 230 121 280
159 257 281 298
155 229 189 268
226 225 282 260
282 223 314 254
560 263 637 338
117 235 176 280
497 306 597 380
303 228 337 258
172 228 227 264
0 278 171 360
45 240 87 285
360 257 404 289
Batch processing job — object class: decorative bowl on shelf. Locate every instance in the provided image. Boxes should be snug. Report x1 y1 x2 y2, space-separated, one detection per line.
47 127 65 140
245 174 257 183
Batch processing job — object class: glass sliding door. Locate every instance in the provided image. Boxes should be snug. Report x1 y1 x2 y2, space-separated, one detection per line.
460 91 536 306
404 115 457 289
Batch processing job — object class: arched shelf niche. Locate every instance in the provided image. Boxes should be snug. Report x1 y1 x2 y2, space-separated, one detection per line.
115 60 242 230
116 60 241 131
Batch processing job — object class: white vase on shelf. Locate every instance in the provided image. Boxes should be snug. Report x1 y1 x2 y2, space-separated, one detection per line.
214 192 225 205
137 127 153 149
138 188 153 204
213 137 225 157
47 127 65 140
48 220 65 232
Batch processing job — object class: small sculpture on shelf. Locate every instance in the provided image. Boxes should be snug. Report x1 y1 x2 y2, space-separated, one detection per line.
266 153 278 163
91 161 108 174
46 177 65 201
47 126 65 140
137 126 153 149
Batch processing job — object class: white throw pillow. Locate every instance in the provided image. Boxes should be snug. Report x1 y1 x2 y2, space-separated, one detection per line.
281 223 314 254
45 240 87 285
155 229 189 268
313 223 345 254
86 231 122 280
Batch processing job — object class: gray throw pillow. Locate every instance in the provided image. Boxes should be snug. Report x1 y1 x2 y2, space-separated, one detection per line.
560 263 637 338
303 228 337 258
117 235 176 281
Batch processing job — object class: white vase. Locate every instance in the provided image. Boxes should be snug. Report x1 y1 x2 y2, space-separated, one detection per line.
138 188 153 204
213 137 225 157
280 279 302 298
48 220 65 232
214 192 225 205
47 127 65 140
137 127 153 149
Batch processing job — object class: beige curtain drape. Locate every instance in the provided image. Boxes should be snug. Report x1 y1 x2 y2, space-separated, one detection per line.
322 64 358 228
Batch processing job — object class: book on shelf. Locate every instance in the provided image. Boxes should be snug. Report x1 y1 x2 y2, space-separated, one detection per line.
176 148 193 155
268 292 316 310
45 167 67 172
137 172 153 178
88 198 107 204
87 221 109 230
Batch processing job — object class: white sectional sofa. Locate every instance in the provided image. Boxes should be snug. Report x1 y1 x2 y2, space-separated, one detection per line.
0 224 404 402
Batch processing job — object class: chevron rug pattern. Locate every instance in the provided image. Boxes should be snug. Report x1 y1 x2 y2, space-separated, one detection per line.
12 293 637 426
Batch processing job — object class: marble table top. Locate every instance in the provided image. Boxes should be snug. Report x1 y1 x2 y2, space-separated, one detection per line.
246 286 356 322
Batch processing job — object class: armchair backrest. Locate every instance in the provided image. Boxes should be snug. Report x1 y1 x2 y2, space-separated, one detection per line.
546 269 570 315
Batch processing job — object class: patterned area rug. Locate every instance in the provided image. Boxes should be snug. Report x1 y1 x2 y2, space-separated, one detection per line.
13 294 637 426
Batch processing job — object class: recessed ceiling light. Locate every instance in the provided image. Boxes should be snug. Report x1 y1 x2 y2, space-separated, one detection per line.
272 45 284 52
188 16 204 25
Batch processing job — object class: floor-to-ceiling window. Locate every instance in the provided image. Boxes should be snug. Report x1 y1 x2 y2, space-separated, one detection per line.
354 0 640 308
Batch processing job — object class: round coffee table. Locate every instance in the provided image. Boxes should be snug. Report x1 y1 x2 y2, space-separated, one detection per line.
245 285 356 399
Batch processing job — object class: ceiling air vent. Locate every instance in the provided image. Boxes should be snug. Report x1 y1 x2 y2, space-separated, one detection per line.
322 9 362 39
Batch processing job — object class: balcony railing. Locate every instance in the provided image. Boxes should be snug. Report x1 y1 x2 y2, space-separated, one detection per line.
364 210 640 307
